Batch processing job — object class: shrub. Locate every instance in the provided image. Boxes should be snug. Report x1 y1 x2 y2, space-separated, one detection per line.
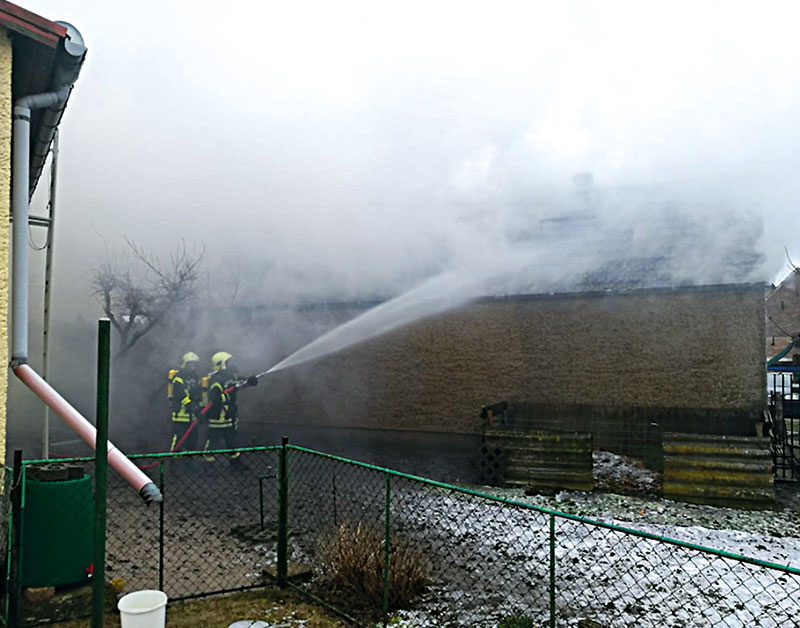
498 615 535 628
317 522 430 614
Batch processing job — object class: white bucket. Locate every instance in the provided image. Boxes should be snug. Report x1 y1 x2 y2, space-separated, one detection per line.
118 590 168 628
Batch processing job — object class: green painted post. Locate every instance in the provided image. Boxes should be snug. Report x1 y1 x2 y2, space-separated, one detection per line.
259 476 265 531
332 472 338 526
8 450 23 628
549 513 556 628
92 319 110 628
277 437 289 587
158 461 165 592
382 472 391 627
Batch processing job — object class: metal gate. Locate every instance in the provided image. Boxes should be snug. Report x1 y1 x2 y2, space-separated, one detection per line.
768 370 800 480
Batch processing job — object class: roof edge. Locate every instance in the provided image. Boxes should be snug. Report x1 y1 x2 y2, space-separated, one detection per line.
0 0 66 48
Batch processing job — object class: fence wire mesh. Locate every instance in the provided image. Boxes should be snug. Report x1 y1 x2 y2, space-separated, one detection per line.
13 447 279 627
285 446 800 628
6 444 800 628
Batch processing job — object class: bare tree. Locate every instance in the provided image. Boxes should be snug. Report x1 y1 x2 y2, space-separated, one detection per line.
93 238 206 358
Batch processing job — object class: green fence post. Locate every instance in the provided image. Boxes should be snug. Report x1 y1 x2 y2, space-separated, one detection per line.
277 437 289 588
382 472 391 627
92 318 110 628
259 476 265 531
7 451 23 628
158 460 165 593
549 513 556 628
332 472 338 526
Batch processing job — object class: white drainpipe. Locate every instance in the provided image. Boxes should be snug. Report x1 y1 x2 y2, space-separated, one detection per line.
10 79 161 505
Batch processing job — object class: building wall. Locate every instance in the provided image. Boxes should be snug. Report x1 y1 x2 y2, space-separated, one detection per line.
0 30 11 466
255 283 766 443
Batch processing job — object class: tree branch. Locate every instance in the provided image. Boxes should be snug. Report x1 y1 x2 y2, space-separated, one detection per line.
91 238 206 358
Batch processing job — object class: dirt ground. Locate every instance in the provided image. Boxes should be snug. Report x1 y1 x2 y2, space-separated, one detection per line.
103 450 281 599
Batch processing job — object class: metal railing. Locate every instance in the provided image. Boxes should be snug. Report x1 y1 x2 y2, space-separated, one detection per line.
5 442 800 627
768 370 800 480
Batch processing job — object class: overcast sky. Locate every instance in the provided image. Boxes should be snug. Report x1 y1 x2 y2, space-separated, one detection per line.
20 0 800 311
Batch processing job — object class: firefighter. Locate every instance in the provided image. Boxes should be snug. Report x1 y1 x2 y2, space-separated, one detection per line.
204 351 237 457
169 352 202 452
203 351 257 461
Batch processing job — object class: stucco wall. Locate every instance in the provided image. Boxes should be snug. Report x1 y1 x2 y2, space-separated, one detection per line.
0 30 11 465
256 283 766 439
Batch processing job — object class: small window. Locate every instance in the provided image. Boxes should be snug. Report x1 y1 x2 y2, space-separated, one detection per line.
782 301 786 311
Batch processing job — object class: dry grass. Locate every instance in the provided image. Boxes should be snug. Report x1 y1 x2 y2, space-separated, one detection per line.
317 522 430 615
49 587 349 628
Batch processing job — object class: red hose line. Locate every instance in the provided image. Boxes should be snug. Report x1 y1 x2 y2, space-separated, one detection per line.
139 382 242 469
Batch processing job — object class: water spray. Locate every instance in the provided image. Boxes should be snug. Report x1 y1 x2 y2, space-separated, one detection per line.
165 350 327 457
163 242 607 457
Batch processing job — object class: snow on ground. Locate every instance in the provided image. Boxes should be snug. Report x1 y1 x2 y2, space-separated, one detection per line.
289 451 800 628
386 486 800 628
592 450 661 497
99 449 800 628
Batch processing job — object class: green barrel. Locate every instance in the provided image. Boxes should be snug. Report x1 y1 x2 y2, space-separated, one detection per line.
21 475 94 587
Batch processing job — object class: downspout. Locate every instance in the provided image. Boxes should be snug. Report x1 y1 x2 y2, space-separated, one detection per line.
10 29 161 504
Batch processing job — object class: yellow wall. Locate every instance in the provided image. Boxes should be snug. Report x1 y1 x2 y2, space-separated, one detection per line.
0 29 11 465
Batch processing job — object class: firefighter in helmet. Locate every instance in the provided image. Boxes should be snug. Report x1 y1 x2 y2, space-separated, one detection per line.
207 352 237 447
203 351 257 461
168 352 201 452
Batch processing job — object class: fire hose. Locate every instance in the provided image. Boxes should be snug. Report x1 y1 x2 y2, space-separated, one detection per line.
172 376 258 451
138 375 261 469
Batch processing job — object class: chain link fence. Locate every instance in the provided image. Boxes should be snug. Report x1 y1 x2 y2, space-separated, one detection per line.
5 443 800 627
9 447 279 627
285 445 800 627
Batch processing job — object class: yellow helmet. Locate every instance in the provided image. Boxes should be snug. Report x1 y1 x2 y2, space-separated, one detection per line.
181 352 200 368
211 351 233 371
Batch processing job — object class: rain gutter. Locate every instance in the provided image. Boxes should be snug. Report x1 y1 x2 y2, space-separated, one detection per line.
9 23 161 504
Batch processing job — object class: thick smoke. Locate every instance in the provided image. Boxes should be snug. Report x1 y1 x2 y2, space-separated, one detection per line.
9 0 797 455
23 0 795 313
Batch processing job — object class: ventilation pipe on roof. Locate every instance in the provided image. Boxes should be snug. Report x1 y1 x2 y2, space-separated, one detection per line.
10 24 162 504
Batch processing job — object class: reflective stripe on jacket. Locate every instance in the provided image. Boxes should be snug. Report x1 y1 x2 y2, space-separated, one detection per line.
207 380 234 428
171 374 198 423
